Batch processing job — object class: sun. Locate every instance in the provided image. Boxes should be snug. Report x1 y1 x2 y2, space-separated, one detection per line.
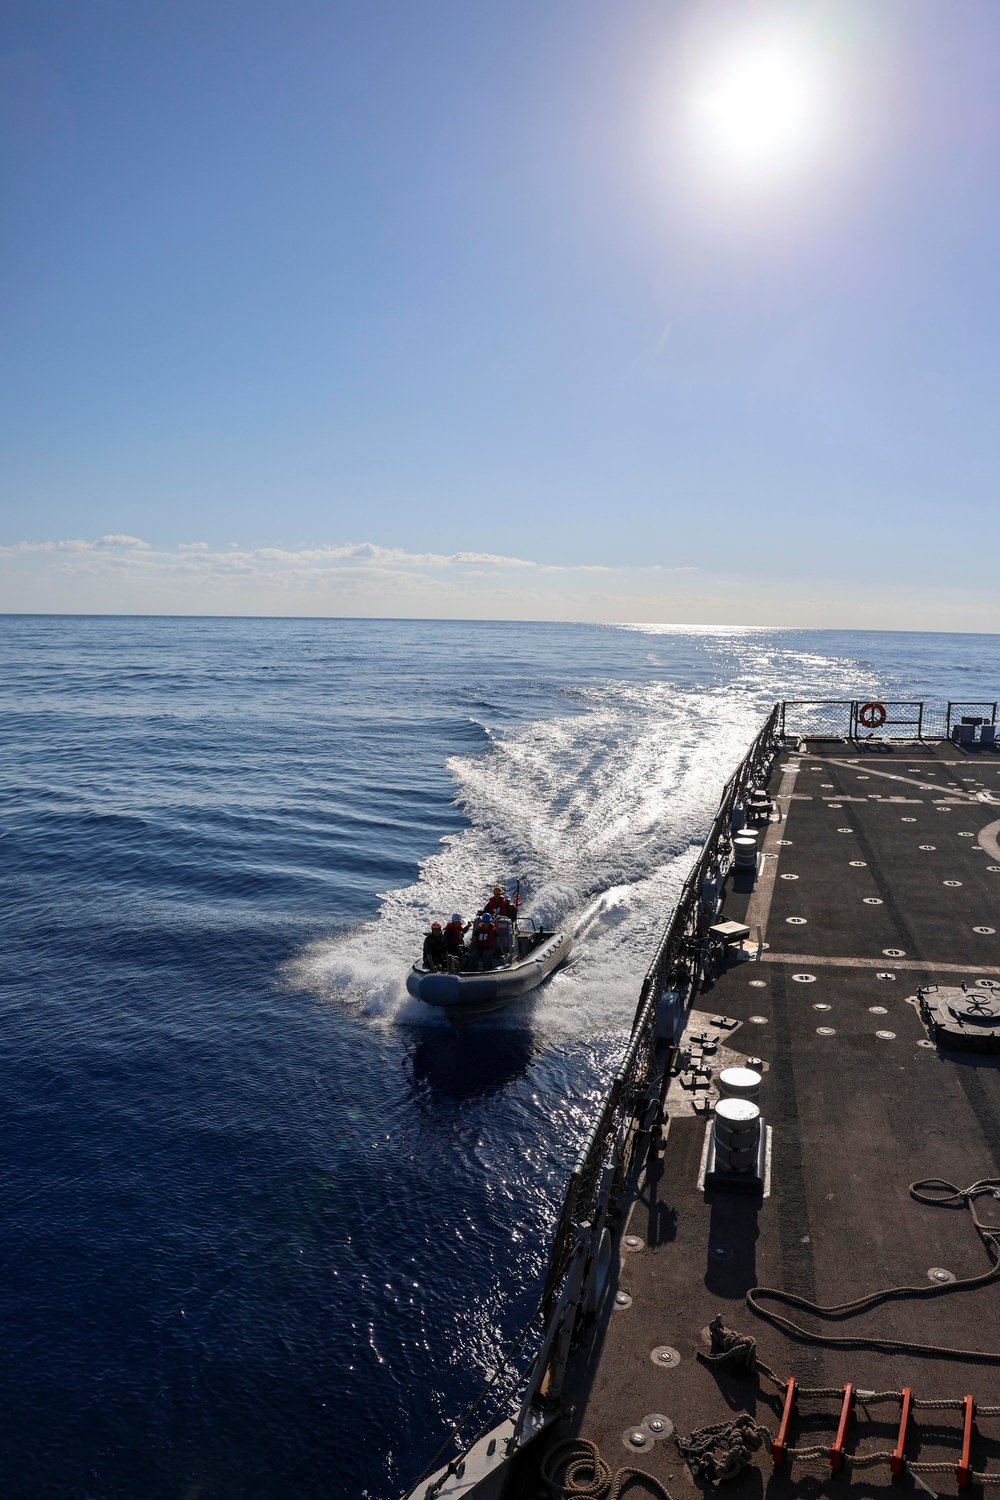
690 36 832 185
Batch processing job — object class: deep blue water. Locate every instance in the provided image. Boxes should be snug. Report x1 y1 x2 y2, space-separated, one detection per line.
0 617 997 1498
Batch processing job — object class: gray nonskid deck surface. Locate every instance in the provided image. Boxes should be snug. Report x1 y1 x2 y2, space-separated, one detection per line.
516 742 1000 1496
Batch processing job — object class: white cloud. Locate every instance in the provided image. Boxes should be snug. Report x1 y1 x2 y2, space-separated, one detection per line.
0 534 733 622
0 534 150 556
1 532 996 628
94 534 149 549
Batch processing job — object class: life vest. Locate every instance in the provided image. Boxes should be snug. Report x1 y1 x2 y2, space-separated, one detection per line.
473 918 496 946
443 921 465 947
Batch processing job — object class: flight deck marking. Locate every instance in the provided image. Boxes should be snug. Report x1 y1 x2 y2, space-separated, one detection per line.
823 762 979 800
761 954 1000 977
745 760 800 946
979 818 1000 863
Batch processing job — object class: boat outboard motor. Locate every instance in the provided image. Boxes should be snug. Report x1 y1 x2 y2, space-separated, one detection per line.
494 916 513 959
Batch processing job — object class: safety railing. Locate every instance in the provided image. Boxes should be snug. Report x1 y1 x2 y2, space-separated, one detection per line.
850 700 923 738
780 700 854 740
522 703 783 1412
404 707 784 1496
782 699 998 743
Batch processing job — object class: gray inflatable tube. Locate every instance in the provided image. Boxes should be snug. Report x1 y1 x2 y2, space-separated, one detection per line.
406 932 573 1017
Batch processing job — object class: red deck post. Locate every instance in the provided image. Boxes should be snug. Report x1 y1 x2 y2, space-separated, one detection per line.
891 1387 912 1477
957 1394 975 1489
831 1383 853 1472
773 1377 797 1467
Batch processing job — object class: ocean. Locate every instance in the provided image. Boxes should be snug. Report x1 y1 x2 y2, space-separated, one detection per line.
0 616 996 1498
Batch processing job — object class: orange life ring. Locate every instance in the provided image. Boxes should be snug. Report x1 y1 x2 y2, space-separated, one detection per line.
859 701 887 729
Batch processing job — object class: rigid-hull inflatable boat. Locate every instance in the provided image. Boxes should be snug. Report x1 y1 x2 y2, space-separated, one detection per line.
406 920 572 1018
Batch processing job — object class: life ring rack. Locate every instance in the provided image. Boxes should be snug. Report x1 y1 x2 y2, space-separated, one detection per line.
858 701 887 730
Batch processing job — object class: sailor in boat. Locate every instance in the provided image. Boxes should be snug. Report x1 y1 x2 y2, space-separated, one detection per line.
442 913 469 972
469 910 502 971
485 885 518 919
421 921 448 972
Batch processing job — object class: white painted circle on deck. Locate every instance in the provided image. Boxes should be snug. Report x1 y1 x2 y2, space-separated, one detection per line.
977 819 1000 861
816 1027 836 1036
919 845 936 851
943 880 963 887
786 917 807 924
850 860 867 867
974 927 996 935
901 817 916 822
864 897 884 905
792 974 816 983
870 1006 888 1014
883 948 906 957
780 873 799 880
838 828 854 833
875 1030 896 1040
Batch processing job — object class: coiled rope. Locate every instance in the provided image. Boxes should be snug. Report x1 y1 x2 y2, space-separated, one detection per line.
674 1413 769 1483
540 1439 672 1500
745 1178 1000 1362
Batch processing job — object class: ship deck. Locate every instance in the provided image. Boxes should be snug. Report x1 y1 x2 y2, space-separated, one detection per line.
512 738 1000 1496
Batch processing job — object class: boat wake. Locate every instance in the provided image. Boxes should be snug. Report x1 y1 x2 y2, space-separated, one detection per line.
290 677 777 1040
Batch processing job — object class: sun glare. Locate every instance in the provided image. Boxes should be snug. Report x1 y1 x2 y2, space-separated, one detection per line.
690 36 832 185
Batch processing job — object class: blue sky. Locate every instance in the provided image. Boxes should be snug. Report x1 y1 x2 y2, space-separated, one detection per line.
2 0 999 624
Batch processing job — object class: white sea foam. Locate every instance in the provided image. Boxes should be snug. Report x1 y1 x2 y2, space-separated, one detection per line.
292 626 881 1039
291 676 780 1039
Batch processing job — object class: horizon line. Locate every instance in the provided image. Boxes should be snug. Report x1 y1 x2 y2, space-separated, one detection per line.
1 612 1000 639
